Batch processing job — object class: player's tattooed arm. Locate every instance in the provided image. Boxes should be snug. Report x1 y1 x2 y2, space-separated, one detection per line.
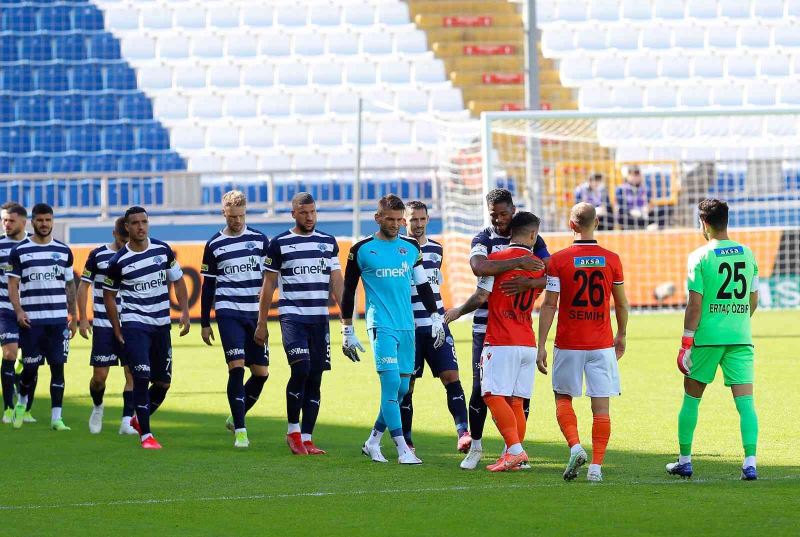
470 254 544 277
66 277 78 339
77 280 92 339
444 287 490 324
536 290 559 374
254 271 278 347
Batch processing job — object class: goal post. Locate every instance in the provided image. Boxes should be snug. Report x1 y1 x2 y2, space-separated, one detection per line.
439 107 800 310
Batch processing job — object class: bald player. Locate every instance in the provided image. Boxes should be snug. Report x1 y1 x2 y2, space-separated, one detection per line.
537 203 629 482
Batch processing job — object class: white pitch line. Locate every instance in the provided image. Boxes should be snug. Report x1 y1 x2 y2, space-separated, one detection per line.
1 475 798 512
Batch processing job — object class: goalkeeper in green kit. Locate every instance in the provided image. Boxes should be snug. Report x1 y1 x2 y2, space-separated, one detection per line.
667 199 760 480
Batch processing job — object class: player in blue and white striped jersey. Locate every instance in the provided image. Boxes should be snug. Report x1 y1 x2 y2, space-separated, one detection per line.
200 190 269 449
0 202 29 425
7 203 78 431
400 201 471 453
255 192 346 456
78 216 137 436
103 206 190 450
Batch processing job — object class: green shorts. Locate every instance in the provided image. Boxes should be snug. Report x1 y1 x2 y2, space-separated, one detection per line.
689 344 754 386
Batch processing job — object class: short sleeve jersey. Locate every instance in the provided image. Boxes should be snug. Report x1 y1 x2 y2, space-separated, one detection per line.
477 246 544 347
81 245 121 329
0 234 28 316
103 238 183 330
410 239 445 329
8 238 75 324
686 239 758 346
264 229 340 324
201 226 269 320
545 240 624 350
346 234 422 332
470 226 550 334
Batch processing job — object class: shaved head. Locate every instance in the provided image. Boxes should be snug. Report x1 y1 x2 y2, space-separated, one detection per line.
571 202 597 230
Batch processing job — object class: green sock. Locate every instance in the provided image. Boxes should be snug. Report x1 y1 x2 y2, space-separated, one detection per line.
678 393 701 457
734 395 758 458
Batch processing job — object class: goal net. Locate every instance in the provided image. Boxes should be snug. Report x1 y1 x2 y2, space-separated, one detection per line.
439 109 800 310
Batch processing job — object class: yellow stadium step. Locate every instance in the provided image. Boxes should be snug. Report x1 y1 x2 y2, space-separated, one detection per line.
468 99 524 114
451 69 561 86
409 1 517 17
433 41 524 57
414 13 522 29
462 84 523 102
541 84 574 102
426 27 522 43
446 55 553 71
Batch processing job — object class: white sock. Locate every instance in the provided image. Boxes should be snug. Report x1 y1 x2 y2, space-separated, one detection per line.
141 433 153 441
588 463 601 474
471 438 482 451
570 443 584 456
287 422 300 434
121 416 131 425
234 428 246 434
501 445 508 455
51 407 62 421
744 456 756 469
392 434 410 456
301 433 312 442
508 443 523 455
17 394 28 407
367 428 384 446
678 455 692 464
94 404 103 411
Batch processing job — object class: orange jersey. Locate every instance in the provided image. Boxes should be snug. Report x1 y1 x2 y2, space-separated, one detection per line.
546 240 624 350
479 246 545 347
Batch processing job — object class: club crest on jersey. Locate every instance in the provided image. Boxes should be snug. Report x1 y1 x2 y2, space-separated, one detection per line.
714 246 744 257
574 256 606 268
153 256 164 265
50 253 61 261
318 243 329 252
398 247 408 255
245 241 256 251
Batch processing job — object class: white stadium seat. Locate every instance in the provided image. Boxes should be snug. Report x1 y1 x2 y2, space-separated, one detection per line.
361 30 394 55
242 7 273 27
595 56 626 79
627 54 658 78
160 34 191 59
259 151 292 172
291 91 326 115
226 33 259 57
779 81 800 105
188 153 223 172
739 24 771 48
560 56 593 83
241 63 274 87
122 35 156 60
579 85 613 108
191 93 225 118
208 63 241 88
414 120 438 145
104 6 139 30
693 55 724 77
311 62 344 85
759 53 790 77
207 123 240 148
328 90 359 115
641 25 671 49
719 0 751 19
395 89 429 114
711 82 744 106
259 31 291 57
310 5 341 26
378 3 410 25
140 6 172 29
745 81 777 105
727 55 757 77
773 25 800 48
707 24 738 48
292 151 327 171
193 34 225 58
379 120 413 145
429 87 463 112
154 94 190 120
687 0 718 19
344 5 375 26
542 26 576 53
275 5 307 27
413 59 446 84
174 7 207 29
613 86 644 108
394 29 428 54
621 0 651 20
646 85 678 108
380 61 412 84
275 124 309 146
224 91 258 117
679 84 712 107
345 62 377 85
174 63 207 88
171 123 205 149
137 65 173 90
576 27 607 50
208 4 240 28
660 53 691 78
311 123 344 146
259 92 292 116
224 152 258 171
673 25 705 48
276 63 308 86
653 0 685 19
789 0 800 17
327 31 360 55
293 31 325 56
754 0 785 18
607 26 639 50
589 0 621 21
557 0 588 22
697 117 730 137
241 122 274 148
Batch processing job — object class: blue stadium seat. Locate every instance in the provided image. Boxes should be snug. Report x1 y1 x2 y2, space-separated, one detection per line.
71 63 103 90
153 152 185 171
0 128 30 153
13 156 48 174
103 124 134 151
54 34 87 61
49 155 82 173
106 63 137 90
122 93 153 120
712 169 746 195
119 153 152 172
40 5 74 32
0 157 10 175
35 64 70 92
0 99 13 125
33 126 66 153
137 123 169 150
108 178 130 206
1 64 33 92
17 96 50 123
89 33 121 60
68 125 101 152
21 35 53 62
74 5 104 31
87 94 119 121
52 94 85 122
84 154 117 172
0 36 18 62
2 6 37 32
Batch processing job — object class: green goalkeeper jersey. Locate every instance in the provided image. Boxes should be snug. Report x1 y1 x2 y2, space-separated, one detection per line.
687 239 759 346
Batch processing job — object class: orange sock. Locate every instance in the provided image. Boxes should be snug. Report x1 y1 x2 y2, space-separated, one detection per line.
484 394 519 448
509 397 526 444
592 414 611 465
555 398 580 447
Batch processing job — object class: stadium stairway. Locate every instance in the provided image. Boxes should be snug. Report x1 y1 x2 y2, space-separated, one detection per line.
408 0 577 114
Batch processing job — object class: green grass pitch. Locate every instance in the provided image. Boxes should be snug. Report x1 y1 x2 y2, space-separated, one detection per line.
2 310 799 536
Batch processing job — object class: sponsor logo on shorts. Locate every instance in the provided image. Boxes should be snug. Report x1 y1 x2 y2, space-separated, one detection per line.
22 355 42 364
226 348 244 357
93 354 117 364
133 364 150 372
714 246 744 257
574 256 606 268
288 347 309 356
377 356 398 365
0 331 18 340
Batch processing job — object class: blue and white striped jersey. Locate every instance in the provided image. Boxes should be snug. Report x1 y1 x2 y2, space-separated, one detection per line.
103 238 183 330
411 239 445 329
81 245 121 329
469 226 550 334
0 234 28 316
8 238 75 324
201 227 268 320
265 230 340 324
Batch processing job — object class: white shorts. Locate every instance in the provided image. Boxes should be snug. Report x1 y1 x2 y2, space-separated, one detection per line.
552 347 620 398
480 345 536 398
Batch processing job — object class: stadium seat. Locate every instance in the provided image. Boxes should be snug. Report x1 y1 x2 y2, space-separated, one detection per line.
328 90 359 115
394 29 428 54
414 119 438 145
0 128 31 154
17 96 50 124
413 59 446 84
580 85 613 108
292 91 326 116
242 6 273 27
90 33 122 60
542 26 576 53
621 0 652 20
679 84 712 106
141 7 174 30
613 86 645 108
773 26 800 48
259 31 292 56
0 98 13 125
106 63 138 90
754 0 785 18
674 25 705 48
75 5 105 31
194 34 225 58
739 24 771 48
344 5 375 26
208 64 241 88
277 63 308 86
53 94 85 122
595 56 626 79
646 85 678 108
259 92 292 116
119 154 152 172
122 35 157 60
138 64 173 90
310 5 341 26
191 94 224 118
84 154 118 173
88 94 119 122
346 62 377 85
21 35 53 62
160 35 191 59
558 0 588 22
707 23 738 48
276 5 307 27
779 81 800 105
430 87 464 113
720 0 751 19
242 63 274 87
33 127 66 153
14 156 48 174
380 61 412 84
727 54 758 77
174 64 207 88
105 6 140 31
68 125 102 152
2 6 36 33
171 123 206 150
223 90 258 117
50 155 83 173
641 25 671 49
175 6 208 29
589 0 620 21
223 152 258 171
577 27 607 50
36 64 69 92
0 35 18 62
275 124 309 147
310 123 344 146
653 0 685 19
207 123 240 149
241 121 274 147
694 55 724 77
227 33 259 57
328 31 360 55
122 93 154 120
607 27 639 50
208 5 240 28
137 122 170 150
711 82 744 106
294 31 325 56
154 153 185 171
687 0 718 19
660 53 691 77
396 89 430 114
71 63 103 91
154 94 190 120
627 54 658 78
1 64 33 92
103 125 135 152
379 120 412 145
311 62 343 85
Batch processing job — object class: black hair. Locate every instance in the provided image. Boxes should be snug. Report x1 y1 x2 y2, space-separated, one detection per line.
31 203 53 217
1 202 27 218
406 200 428 213
124 206 147 219
698 198 728 230
510 211 541 235
485 188 514 207
378 194 405 213
114 216 129 239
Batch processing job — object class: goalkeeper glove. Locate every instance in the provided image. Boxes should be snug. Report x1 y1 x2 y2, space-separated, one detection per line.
430 313 446 349
676 330 694 376
341 325 365 362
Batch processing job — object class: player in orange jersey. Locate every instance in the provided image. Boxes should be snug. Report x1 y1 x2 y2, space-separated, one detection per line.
537 202 629 482
446 212 545 472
